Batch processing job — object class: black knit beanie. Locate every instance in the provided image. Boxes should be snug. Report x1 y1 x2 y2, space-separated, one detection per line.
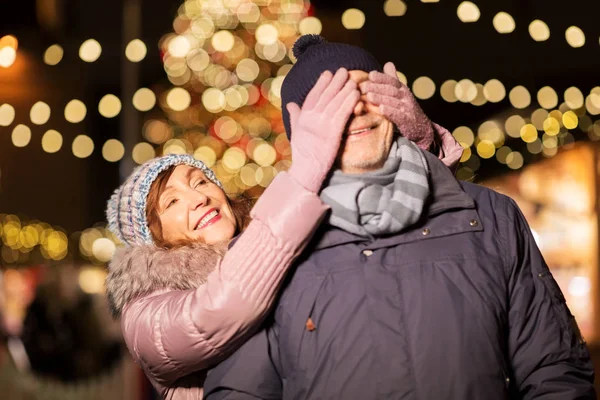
281 35 383 139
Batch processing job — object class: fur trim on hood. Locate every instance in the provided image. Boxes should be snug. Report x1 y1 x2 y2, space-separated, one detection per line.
105 243 228 318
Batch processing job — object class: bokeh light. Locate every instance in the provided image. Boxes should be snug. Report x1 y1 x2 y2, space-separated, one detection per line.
202 88 226 113
79 39 102 62
564 87 584 109
493 12 515 34
531 108 549 130
11 124 31 147
520 124 538 143
253 142 277 166
0 103 15 126
299 17 323 35
342 8 366 30
187 49 210 72
194 146 217 167
586 93 600 115
72 135 94 158
384 0 407 17
457 2 480 23
543 117 560 136
483 79 506 103
549 109 563 125
132 142 156 164
163 138 189 155
236 58 260 82
133 88 157 112
256 166 277 187
30 101 51 125
460 147 472 163
222 147 247 172
563 111 578 129
527 139 543 154
478 120 504 147
396 71 408 85
0 47 16 68
92 238 116 263
98 94 122 118
452 126 474 147
506 151 524 169
125 39 147 62
41 130 63 153
79 267 107 294
565 26 585 48
237 2 260 23
529 20 550 41
496 146 512 164
537 86 558 109
505 115 526 138
255 24 279 45
143 120 173 144
471 84 487 106
440 80 458 103
412 77 436 100
64 100 87 123
476 140 495 159
0 35 17 67
166 87 191 111
212 30 235 52
509 86 531 109
455 79 477 103
168 36 192 58
102 139 125 162
44 44 63 65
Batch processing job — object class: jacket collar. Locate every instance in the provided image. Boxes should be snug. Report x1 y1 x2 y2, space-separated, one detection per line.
313 151 482 251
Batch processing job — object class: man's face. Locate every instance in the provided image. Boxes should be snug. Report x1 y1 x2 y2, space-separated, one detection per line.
335 70 395 174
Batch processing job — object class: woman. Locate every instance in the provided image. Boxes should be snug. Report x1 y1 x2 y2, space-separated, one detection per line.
105 69 361 399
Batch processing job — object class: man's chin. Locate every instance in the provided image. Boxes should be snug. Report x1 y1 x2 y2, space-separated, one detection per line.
339 155 385 174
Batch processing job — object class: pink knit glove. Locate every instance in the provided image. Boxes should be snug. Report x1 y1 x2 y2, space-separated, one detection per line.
432 122 464 172
287 68 360 192
360 62 434 151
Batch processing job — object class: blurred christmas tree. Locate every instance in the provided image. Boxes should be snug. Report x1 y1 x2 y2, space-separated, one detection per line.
145 0 322 197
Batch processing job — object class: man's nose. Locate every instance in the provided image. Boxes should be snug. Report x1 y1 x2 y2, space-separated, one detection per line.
353 98 367 116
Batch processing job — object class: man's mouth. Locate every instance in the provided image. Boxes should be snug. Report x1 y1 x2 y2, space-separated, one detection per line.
195 208 221 230
348 123 379 136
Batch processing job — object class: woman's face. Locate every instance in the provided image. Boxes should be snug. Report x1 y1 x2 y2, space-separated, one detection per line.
156 165 236 245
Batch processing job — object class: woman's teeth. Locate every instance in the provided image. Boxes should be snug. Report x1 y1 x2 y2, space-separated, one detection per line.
197 210 219 229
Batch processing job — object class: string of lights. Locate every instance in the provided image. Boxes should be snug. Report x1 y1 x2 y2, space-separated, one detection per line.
1 0 599 199
0 213 119 264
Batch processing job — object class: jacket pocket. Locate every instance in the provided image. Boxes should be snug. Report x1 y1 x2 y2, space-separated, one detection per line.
537 270 588 355
274 269 327 384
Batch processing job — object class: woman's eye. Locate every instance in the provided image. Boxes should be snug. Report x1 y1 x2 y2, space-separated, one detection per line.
166 199 178 209
194 179 207 188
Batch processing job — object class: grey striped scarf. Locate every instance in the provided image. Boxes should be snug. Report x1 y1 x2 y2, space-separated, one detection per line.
320 136 430 237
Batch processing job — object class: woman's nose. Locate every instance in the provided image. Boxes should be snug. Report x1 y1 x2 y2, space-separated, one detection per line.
188 191 208 210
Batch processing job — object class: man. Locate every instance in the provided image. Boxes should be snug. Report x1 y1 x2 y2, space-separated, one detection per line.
203 35 595 399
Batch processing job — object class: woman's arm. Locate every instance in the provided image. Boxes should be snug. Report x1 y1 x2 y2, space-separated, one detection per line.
121 172 328 390
116 69 359 394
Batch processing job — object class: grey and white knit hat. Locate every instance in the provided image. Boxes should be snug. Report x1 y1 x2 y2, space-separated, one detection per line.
106 154 222 247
